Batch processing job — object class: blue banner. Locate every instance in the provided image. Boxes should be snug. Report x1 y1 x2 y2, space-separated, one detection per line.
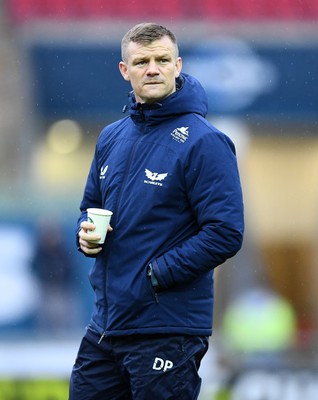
29 38 318 123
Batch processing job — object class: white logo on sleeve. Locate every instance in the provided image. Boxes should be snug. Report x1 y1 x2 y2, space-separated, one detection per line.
144 169 168 186
152 357 174 372
171 126 189 143
99 165 108 179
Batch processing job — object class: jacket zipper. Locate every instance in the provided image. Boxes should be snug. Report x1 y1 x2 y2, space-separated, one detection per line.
154 291 159 304
114 132 145 215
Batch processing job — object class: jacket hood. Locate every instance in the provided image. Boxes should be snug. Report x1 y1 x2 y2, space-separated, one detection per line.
127 73 208 124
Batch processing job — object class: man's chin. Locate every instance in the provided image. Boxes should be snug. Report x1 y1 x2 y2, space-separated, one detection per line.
141 92 165 104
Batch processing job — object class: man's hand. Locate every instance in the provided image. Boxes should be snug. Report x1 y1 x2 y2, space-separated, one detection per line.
78 220 113 255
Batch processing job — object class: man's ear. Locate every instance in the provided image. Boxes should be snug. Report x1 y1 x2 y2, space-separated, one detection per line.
119 61 130 81
175 57 182 78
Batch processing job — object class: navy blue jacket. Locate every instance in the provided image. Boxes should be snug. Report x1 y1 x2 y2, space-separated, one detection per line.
77 73 244 337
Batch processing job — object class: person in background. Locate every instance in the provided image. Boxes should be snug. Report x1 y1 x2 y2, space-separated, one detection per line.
32 219 73 334
69 22 244 400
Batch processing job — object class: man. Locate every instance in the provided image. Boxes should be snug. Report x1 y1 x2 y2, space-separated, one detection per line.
69 22 244 400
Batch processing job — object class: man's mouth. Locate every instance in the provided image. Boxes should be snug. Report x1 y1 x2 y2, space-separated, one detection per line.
144 81 163 85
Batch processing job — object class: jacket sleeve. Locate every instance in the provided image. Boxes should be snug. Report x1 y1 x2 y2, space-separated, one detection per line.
75 145 102 254
151 130 244 289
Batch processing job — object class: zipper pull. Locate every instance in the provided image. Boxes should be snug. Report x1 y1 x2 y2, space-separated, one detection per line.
98 331 106 344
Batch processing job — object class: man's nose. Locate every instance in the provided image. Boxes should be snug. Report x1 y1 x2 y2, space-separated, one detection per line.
146 60 160 75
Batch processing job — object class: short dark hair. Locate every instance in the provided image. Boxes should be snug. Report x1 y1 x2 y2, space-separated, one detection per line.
121 22 178 62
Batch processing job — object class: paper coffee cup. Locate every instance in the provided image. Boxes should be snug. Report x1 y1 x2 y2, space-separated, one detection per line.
87 208 113 244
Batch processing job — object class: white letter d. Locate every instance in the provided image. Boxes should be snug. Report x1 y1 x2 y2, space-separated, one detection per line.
152 357 164 370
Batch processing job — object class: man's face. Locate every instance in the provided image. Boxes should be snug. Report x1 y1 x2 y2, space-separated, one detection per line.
119 36 182 104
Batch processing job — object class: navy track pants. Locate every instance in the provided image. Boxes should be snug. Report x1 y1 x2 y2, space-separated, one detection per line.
69 327 209 400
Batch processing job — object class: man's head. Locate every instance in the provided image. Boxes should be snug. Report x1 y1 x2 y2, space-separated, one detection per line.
119 23 182 104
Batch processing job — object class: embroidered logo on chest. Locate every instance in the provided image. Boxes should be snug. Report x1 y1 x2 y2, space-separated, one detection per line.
171 127 189 143
144 169 168 187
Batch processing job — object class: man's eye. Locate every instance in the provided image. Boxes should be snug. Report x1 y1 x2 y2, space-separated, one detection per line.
136 60 146 66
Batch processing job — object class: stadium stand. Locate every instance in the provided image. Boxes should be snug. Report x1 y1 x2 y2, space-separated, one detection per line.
7 0 318 23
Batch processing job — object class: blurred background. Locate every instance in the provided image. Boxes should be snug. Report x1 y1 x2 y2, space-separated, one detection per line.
0 0 318 399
